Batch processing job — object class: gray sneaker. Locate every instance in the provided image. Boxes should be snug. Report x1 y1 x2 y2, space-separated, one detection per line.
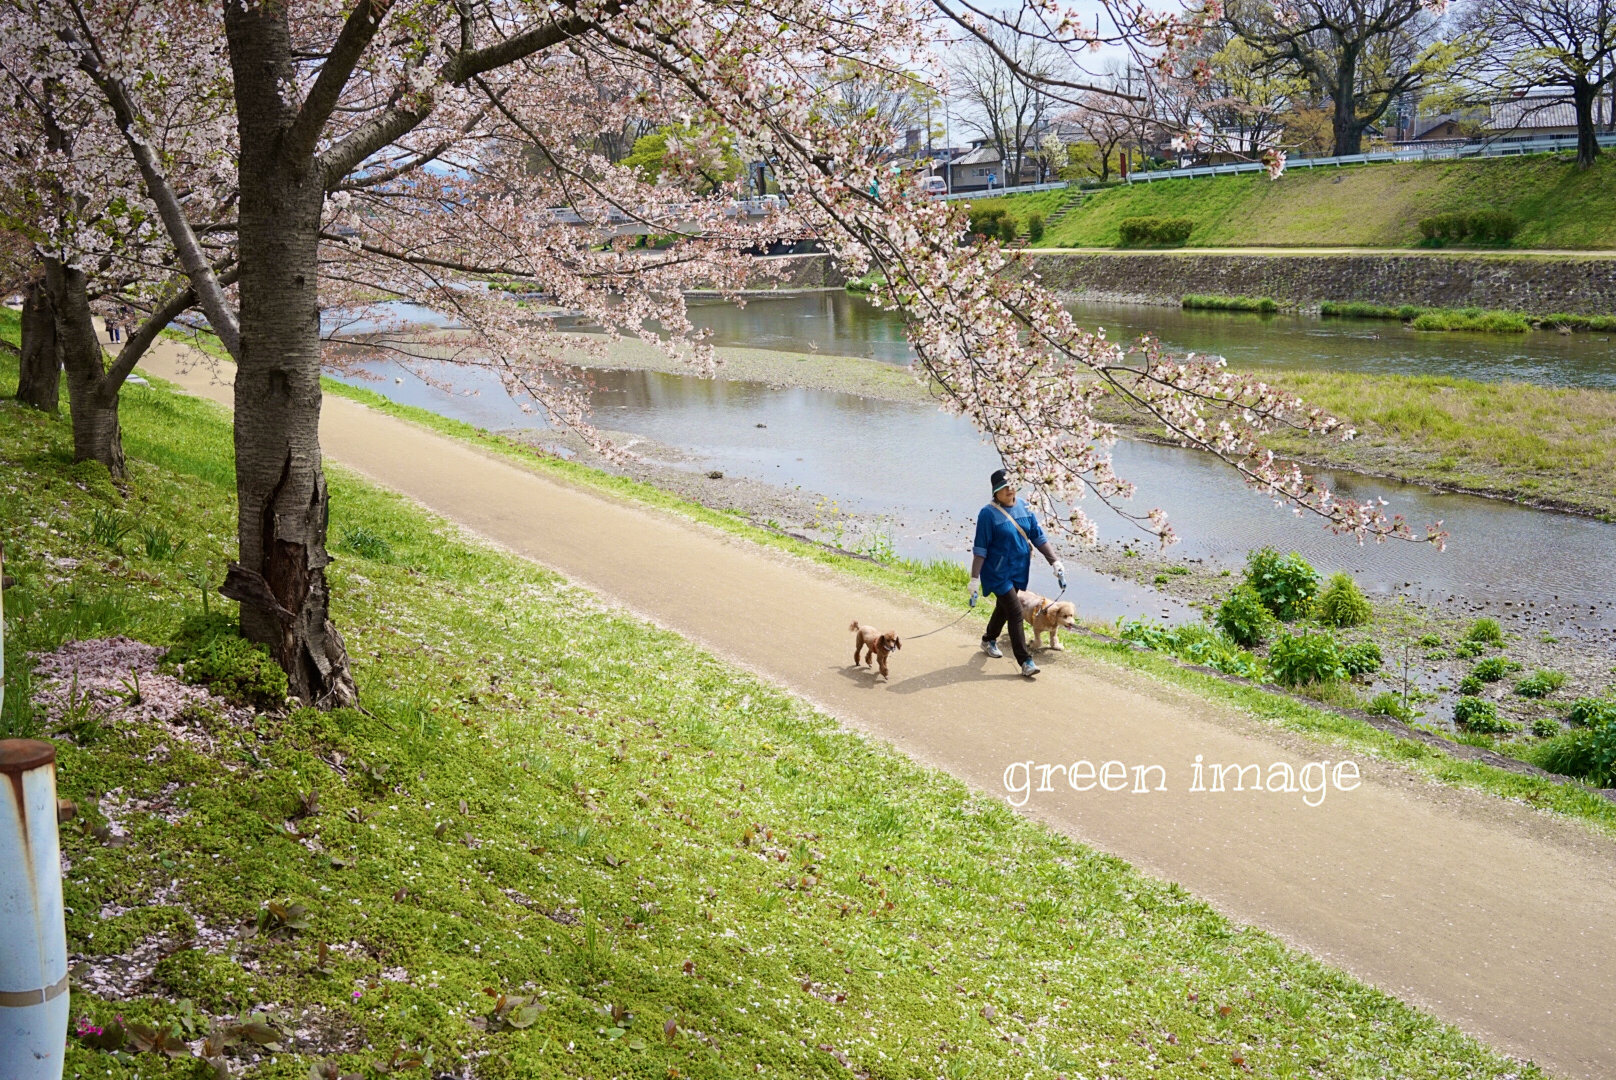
1020 659 1040 678
981 638 1003 659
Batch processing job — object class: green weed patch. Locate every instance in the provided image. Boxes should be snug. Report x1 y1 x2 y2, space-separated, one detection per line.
1181 294 1279 313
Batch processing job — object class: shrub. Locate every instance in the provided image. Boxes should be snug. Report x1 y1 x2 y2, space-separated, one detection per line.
1514 670 1567 698
1213 584 1276 647
1453 640 1485 659
1465 617 1504 645
1530 717 1562 738
998 215 1020 244
1458 673 1484 695
966 206 1007 239
1366 691 1414 722
165 613 289 709
1316 572 1372 628
1118 216 1194 246
1471 655 1522 683
1026 213 1045 243
1269 630 1345 687
1242 547 1319 621
1453 696 1516 733
1567 698 1616 728
1526 725 1616 786
1467 209 1519 244
1416 632 1442 647
1340 641 1383 677
1417 212 1469 242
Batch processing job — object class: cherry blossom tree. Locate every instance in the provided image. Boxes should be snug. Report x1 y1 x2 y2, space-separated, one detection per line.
0 4 237 473
35 0 1436 709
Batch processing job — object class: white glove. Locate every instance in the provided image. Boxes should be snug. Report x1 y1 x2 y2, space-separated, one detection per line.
1052 560 1067 590
968 578 981 608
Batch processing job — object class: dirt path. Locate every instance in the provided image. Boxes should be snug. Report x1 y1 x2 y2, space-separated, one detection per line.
140 338 1616 1078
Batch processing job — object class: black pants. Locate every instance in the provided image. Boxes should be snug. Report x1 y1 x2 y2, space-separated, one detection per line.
984 589 1030 665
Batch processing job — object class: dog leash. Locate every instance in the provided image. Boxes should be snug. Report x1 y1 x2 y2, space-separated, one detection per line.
907 583 1067 641
905 609 976 640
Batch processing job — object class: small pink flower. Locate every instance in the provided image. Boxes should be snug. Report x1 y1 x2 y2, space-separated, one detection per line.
352 989 363 1001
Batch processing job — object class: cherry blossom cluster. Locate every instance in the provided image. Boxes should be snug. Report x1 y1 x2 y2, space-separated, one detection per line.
5 0 1442 549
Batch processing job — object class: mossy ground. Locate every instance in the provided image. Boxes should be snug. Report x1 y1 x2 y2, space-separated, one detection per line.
1026 154 1616 249
0 322 1560 1078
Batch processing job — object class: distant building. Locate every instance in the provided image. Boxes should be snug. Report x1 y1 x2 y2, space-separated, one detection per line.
930 143 1039 193
1410 114 1468 141
1489 93 1614 138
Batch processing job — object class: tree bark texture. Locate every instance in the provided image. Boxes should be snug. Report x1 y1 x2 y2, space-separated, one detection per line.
1332 49 1364 157
220 0 357 709
1574 80 1601 169
16 277 62 413
44 257 126 477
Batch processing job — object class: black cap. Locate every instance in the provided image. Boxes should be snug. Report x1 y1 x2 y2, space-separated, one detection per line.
991 469 1010 493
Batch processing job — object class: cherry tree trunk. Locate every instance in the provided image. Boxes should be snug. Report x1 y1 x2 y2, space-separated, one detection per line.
16 278 61 413
220 2 356 709
1574 81 1601 169
44 258 126 478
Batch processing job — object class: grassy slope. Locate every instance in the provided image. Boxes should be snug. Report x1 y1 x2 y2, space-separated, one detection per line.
0 324 1566 1080
948 188 1072 226
1038 155 1616 249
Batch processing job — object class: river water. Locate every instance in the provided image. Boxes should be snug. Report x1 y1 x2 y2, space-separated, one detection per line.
676 292 1616 388
332 348 1616 638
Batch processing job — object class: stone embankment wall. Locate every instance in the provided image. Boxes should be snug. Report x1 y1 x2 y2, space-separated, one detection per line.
725 252 846 291
1022 251 1616 316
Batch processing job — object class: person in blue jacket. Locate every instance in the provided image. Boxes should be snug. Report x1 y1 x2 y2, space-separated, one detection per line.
970 469 1067 677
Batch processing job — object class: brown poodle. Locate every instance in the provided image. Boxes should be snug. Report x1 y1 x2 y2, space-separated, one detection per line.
1017 591 1078 651
849 621 901 679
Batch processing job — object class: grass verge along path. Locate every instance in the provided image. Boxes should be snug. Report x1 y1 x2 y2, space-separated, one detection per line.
0 348 1559 1080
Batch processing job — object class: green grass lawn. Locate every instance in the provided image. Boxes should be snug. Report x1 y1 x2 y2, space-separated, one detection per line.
0 326 1558 1078
948 188 1073 229
1037 154 1616 249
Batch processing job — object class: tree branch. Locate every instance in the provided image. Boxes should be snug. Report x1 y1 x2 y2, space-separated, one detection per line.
99 266 240 395
62 2 242 358
319 2 622 187
285 0 396 165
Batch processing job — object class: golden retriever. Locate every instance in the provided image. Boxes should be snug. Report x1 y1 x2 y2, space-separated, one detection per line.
1017 591 1077 651
849 621 901 679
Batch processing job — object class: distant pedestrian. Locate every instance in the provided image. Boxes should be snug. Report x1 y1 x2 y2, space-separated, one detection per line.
107 316 120 343
968 469 1066 678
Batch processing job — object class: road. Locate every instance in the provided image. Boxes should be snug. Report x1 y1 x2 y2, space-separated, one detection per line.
139 336 1616 1078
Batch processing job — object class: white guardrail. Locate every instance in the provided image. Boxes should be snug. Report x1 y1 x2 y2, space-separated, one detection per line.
938 180 1071 202
1123 132 1616 184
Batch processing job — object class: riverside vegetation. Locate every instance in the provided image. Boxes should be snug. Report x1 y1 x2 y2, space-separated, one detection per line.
1110 545 1616 790
0 326 1565 1079
1089 362 1616 520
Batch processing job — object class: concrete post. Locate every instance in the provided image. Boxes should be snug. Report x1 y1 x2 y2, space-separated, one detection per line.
0 739 70 1080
